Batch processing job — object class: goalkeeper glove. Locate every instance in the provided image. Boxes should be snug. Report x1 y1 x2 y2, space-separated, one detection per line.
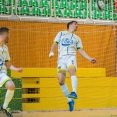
49 52 54 58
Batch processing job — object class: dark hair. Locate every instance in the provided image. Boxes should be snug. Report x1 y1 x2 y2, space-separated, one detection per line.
67 21 78 29
0 27 9 35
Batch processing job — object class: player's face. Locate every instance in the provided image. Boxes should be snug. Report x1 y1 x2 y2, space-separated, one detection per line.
4 33 10 43
71 22 78 32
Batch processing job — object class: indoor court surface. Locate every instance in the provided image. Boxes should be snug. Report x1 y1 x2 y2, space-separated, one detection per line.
1 109 117 117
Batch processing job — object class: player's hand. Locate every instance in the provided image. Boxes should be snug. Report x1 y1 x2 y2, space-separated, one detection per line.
49 52 54 58
90 58 97 64
17 67 23 72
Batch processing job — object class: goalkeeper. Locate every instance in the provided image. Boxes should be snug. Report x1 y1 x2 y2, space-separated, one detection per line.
49 21 96 111
0 27 23 117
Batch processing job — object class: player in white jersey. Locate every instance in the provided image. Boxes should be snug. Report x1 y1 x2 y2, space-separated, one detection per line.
0 27 23 117
49 21 96 111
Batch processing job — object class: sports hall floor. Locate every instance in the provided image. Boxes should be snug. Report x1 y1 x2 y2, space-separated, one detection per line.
0 109 117 117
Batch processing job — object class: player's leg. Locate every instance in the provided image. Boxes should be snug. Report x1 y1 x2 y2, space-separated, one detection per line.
57 57 74 111
0 73 15 117
58 69 74 111
58 69 70 101
67 56 78 99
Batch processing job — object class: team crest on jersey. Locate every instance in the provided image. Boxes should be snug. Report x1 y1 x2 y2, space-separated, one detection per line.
0 55 4 66
61 38 73 46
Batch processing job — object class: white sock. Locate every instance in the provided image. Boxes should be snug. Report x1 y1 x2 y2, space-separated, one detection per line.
71 75 78 93
60 84 72 102
3 90 14 109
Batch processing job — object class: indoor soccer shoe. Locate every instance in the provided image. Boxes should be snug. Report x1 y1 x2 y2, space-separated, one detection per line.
68 100 74 112
68 92 78 99
1 106 13 117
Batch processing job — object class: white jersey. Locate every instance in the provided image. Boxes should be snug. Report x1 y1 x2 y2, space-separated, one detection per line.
54 31 83 58
0 44 10 73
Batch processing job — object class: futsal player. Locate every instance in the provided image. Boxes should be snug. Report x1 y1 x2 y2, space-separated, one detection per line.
49 21 96 111
0 27 23 117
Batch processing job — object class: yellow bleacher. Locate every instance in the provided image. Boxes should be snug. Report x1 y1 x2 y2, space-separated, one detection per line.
11 68 117 111
11 68 106 78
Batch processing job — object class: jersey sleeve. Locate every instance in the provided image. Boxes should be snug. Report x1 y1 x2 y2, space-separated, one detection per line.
76 37 83 49
5 48 10 62
54 31 62 44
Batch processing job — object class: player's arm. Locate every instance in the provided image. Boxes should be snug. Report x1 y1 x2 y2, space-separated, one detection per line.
49 43 57 58
78 49 96 64
76 37 96 64
49 31 61 58
5 61 23 72
5 46 23 72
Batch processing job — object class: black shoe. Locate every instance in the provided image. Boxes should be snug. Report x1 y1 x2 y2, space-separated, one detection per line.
1 106 13 117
